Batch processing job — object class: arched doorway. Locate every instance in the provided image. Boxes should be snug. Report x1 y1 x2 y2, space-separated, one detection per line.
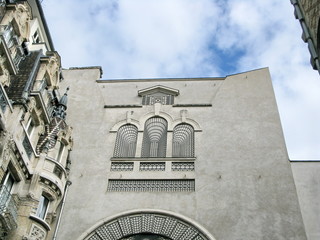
80 210 215 240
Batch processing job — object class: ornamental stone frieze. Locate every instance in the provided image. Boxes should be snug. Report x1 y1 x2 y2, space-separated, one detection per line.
46 54 60 87
12 3 32 40
38 52 61 88
1 2 31 41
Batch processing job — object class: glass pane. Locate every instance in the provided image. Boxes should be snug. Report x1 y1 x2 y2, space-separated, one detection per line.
4 174 14 192
36 195 49 219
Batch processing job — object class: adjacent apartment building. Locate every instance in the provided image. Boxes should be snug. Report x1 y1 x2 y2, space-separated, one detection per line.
0 0 72 239
291 0 320 74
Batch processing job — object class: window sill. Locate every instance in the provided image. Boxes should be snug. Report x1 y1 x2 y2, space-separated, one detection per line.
29 215 51 231
111 157 196 162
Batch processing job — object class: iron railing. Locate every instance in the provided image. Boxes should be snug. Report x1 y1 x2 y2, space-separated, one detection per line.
0 1 5 23
0 24 25 70
0 86 8 113
0 184 18 231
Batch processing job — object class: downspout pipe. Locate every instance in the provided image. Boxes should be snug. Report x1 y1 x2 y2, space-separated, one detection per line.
52 179 72 240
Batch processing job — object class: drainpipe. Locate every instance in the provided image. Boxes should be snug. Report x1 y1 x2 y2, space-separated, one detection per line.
52 179 72 240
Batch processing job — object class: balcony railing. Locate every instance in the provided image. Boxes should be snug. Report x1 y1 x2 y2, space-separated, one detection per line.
0 24 25 71
0 86 8 114
0 1 5 23
0 184 18 232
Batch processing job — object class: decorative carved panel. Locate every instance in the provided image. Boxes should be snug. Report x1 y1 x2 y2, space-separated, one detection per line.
171 162 194 171
140 162 165 171
111 162 134 171
29 224 46 240
107 180 195 192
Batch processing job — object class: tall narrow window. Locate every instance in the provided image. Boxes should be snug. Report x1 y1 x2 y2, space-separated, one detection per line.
23 118 35 158
1 172 14 193
39 73 48 92
26 118 35 137
36 195 49 219
32 30 41 43
56 142 65 162
114 124 138 158
172 124 194 157
141 117 168 158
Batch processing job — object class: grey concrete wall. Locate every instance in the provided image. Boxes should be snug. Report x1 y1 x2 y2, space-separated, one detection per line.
291 161 320 240
57 67 306 240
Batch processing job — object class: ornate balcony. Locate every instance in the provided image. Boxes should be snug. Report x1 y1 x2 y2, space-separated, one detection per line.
0 184 18 233
0 24 25 73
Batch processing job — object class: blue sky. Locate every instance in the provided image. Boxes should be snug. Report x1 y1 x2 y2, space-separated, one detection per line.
42 0 320 159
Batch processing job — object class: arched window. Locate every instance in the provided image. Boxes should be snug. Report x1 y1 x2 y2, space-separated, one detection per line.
172 124 194 157
141 117 168 158
114 124 138 158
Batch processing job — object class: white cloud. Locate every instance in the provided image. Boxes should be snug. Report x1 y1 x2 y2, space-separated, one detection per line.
43 0 221 78
42 0 320 159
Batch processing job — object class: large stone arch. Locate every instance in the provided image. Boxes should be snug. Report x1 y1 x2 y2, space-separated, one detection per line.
78 209 216 240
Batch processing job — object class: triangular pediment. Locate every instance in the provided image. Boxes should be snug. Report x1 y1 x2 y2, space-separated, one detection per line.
138 85 179 97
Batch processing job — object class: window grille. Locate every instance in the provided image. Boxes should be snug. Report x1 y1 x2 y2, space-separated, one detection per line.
107 179 195 192
140 162 165 171
172 162 194 171
172 124 194 157
114 124 138 158
141 117 167 158
111 162 134 171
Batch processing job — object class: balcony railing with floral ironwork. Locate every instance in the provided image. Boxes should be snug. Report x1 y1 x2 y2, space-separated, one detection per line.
0 184 18 232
